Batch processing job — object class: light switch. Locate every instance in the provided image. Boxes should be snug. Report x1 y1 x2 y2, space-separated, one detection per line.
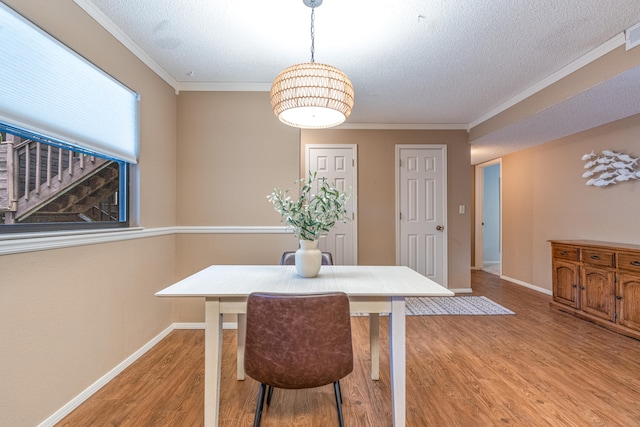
459 205 465 214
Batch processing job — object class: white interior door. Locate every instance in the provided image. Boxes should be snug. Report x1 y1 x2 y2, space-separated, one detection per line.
397 145 447 286
306 145 357 265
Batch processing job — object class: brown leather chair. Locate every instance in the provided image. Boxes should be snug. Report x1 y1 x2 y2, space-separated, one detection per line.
280 251 334 266
244 292 353 427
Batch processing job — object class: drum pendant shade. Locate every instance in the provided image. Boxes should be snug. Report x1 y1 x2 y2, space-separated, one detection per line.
271 62 354 129
270 0 354 129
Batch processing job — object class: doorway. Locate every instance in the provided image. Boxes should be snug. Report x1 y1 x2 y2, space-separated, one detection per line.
474 160 501 276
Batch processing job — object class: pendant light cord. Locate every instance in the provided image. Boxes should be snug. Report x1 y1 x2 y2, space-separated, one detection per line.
310 0 316 63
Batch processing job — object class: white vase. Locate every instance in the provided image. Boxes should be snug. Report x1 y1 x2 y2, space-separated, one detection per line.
295 239 322 278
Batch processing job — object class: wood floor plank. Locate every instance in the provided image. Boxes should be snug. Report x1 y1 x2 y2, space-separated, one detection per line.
57 271 640 426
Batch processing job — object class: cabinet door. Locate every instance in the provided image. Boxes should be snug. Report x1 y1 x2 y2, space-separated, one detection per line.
580 266 615 322
552 259 579 308
617 273 640 332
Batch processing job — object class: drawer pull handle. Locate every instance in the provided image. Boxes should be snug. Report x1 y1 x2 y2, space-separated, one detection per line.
560 251 568 255
590 255 601 260
631 261 640 267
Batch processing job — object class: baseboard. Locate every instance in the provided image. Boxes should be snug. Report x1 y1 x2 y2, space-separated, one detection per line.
37 324 176 426
450 287 473 294
172 322 205 329
473 268 552 296
37 321 235 426
171 322 237 330
448 275 551 296
500 275 552 295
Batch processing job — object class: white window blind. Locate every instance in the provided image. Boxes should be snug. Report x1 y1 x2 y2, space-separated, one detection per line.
0 2 139 163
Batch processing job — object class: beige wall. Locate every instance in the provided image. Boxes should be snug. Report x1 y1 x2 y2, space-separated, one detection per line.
501 114 640 290
0 237 176 424
173 91 301 320
170 125 473 323
176 92 300 226
301 129 472 289
0 1 178 425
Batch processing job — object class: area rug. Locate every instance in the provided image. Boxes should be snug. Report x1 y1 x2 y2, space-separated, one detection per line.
405 296 514 315
353 296 514 316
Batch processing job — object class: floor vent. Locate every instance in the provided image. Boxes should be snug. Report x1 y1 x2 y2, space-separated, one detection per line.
627 22 640 50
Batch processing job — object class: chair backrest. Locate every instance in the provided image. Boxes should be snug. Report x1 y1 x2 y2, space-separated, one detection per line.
244 292 353 389
280 251 334 266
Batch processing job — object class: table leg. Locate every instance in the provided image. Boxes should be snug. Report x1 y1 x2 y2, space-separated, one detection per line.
237 313 246 380
389 296 406 427
369 313 380 380
205 298 223 427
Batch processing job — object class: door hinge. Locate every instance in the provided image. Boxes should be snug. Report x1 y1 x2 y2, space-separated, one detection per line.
399 212 402 220
352 159 355 166
399 159 403 168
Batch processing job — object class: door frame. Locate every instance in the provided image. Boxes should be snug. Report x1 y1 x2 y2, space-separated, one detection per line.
474 158 502 273
395 144 448 287
305 144 358 265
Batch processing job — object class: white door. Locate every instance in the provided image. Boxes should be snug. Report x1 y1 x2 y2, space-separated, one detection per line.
397 145 447 286
306 145 357 265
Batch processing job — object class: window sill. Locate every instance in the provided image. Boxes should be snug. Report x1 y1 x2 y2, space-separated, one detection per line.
0 226 289 256
0 227 160 255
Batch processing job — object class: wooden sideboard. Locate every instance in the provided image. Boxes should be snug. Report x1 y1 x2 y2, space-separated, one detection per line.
550 240 640 340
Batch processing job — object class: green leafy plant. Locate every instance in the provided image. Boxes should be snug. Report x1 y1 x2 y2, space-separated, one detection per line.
267 172 350 241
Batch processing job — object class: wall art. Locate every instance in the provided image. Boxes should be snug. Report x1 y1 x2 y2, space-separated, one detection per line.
582 150 640 187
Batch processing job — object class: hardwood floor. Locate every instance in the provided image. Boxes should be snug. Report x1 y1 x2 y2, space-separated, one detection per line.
57 271 640 426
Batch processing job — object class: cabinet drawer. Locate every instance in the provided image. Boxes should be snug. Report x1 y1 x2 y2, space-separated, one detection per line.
618 252 640 273
581 249 615 268
552 245 579 261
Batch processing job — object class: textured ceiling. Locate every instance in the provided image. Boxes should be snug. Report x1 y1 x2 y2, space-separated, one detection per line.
470 65 640 161
76 0 640 164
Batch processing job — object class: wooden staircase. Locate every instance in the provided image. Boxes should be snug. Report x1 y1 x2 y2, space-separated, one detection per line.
0 134 120 224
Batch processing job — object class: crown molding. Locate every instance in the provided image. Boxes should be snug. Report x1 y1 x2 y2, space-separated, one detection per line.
337 122 469 130
73 0 179 91
175 82 272 92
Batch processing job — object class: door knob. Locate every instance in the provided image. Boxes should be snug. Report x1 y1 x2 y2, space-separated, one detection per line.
436 225 444 231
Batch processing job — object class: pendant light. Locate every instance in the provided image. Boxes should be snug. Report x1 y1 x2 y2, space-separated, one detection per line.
270 0 354 129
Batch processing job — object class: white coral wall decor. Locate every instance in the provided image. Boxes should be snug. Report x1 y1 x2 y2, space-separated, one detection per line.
582 150 640 187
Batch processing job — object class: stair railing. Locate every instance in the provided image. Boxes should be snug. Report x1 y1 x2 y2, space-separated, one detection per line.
3 135 104 224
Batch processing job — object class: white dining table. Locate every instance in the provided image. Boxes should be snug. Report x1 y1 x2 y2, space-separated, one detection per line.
155 264 454 427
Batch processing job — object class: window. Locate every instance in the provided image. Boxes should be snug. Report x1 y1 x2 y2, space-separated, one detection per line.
0 2 138 233
0 131 127 231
